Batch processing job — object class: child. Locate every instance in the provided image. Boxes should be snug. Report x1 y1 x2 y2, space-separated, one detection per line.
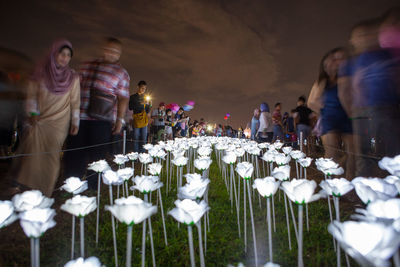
286 109 297 147
164 109 174 140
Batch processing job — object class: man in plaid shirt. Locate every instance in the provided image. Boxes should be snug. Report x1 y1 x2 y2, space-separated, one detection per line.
64 37 130 188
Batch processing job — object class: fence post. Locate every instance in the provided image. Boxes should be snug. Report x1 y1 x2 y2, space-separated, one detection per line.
300 131 303 152
123 130 126 155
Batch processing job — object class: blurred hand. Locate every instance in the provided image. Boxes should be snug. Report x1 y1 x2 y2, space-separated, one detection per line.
112 120 123 135
29 116 38 126
70 125 79 136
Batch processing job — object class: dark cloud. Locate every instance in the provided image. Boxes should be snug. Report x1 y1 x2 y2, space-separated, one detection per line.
0 0 398 127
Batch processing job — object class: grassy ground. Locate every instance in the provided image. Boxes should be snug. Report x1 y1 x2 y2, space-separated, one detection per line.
0 153 361 266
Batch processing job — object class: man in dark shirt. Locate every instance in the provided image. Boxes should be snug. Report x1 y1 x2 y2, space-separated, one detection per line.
294 96 315 143
129 80 150 152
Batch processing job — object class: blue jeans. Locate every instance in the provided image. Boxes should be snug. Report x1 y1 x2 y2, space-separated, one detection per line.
273 125 284 141
133 126 148 152
297 124 311 141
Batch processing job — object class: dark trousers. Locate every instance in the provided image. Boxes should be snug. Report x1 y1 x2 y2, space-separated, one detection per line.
133 126 148 152
63 120 112 189
353 105 400 176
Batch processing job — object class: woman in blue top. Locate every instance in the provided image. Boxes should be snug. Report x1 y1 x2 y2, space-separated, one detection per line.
308 47 354 179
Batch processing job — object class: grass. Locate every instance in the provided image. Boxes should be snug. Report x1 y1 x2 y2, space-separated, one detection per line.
0 153 360 266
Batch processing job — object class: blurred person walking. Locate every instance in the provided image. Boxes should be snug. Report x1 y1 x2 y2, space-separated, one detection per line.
293 96 315 145
257 102 273 142
14 40 80 196
308 47 355 179
150 102 165 143
64 37 130 189
250 108 260 140
272 102 284 141
129 80 150 152
339 17 400 176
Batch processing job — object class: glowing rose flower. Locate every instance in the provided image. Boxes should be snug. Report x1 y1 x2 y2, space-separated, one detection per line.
64 256 102 267
263 263 281 267
194 157 212 171
290 150 305 160
282 146 293 155
147 163 162 176
143 143 154 151
379 155 400 177
61 195 97 217
352 177 398 204
117 167 134 181
19 208 56 238
258 142 269 149
273 141 284 150
0 200 18 228
178 178 210 199
315 158 344 176
113 154 129 165
126 152 139 161
172 149 185 159
185 173 203 183
249 147 261 156
356 199 400 223
298 157 313 168
155 149 166 159
262 151 275 163
88 159 110 173
319 178 354 197
234 147 245 158
138 153 153 164
253 177 280 197
328 221 400 267
12 190 54 212
102 170 123 185
223 152 237 165
164 144 173 152
281 179 324 204
235 162 254 179
105 196 157 225
169 199 209 225
198 146 212 157
271 165 291 181
274 153 291 166
384 175 400 193
61 177 88 195
172 156 188 167
148 147 159 158
132 175 163 194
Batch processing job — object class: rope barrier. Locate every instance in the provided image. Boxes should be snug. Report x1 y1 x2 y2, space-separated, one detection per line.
0 139 123 160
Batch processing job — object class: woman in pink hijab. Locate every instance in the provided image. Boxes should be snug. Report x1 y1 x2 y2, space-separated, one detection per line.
13 39 81 196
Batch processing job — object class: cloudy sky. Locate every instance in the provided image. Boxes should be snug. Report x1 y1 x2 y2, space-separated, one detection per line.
1 0 398 127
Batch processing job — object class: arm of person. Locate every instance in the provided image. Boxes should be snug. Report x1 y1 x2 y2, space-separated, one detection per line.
25 80 40 126
69 76 81 135
113 96 129 134
307 80 325 114
113 72 130 134
337 76 353 117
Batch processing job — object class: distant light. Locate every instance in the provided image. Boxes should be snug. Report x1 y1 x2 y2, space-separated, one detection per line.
145 95 151 102
206 125 213 131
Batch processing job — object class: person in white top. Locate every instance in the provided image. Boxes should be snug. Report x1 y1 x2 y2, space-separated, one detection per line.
257 102 273 142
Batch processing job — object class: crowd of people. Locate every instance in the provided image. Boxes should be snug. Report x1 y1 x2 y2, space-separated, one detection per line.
0 7 399 197
248 7 400 180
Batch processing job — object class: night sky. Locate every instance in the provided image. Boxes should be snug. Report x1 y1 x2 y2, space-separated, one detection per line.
1 0 398 127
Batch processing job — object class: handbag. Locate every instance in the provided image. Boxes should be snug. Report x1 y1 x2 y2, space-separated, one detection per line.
133 104 148 128
87 63 117 121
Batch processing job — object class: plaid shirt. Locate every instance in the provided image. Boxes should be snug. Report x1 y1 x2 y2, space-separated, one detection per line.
79 59 130 121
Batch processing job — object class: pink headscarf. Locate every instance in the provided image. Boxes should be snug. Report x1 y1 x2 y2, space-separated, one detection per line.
33 39 75 95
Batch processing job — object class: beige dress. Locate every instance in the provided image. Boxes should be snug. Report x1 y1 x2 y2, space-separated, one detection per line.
16 77 80 196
